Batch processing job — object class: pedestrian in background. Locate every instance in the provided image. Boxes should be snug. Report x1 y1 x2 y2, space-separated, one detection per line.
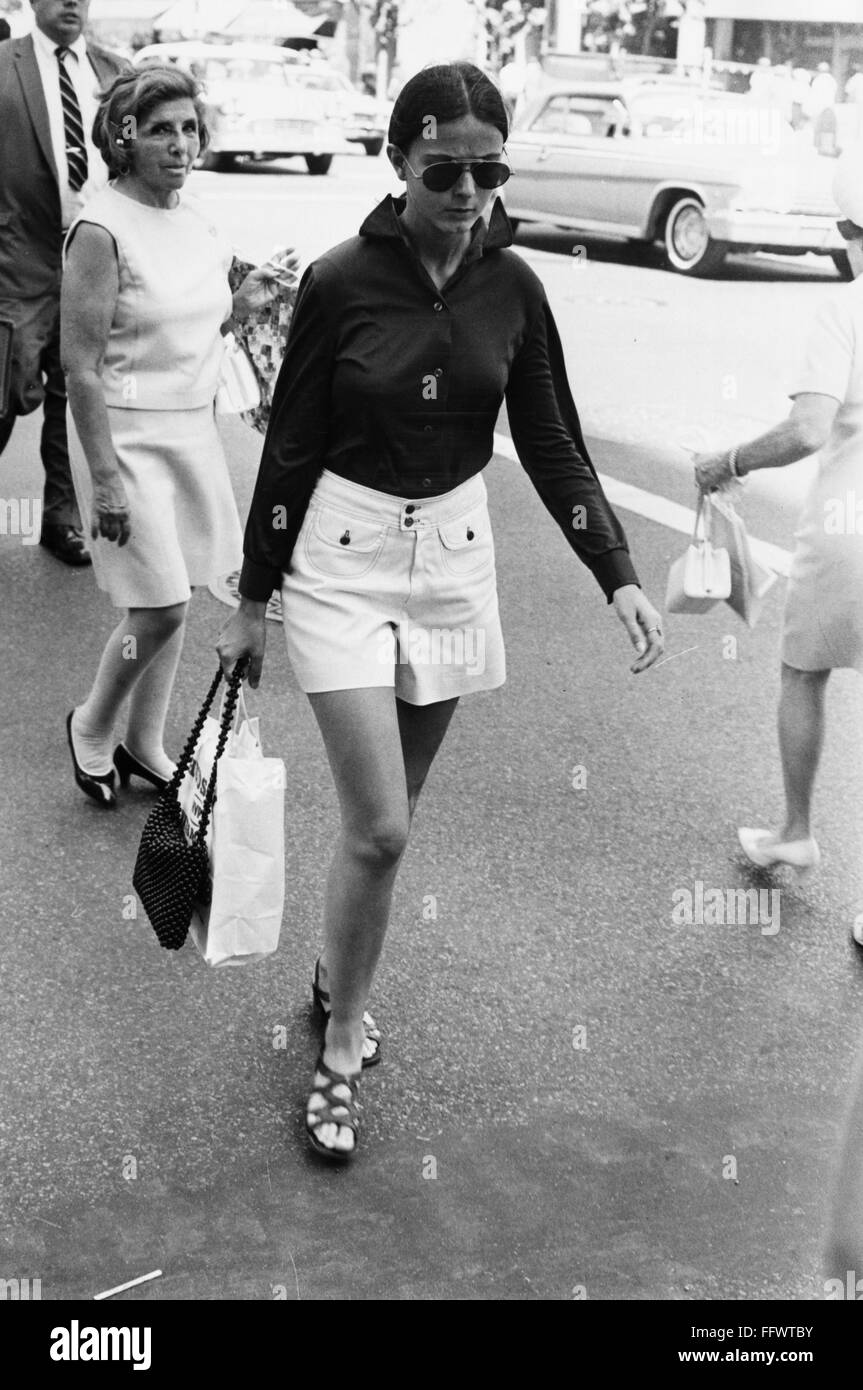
62 65 290 808
218 61 664 1161
844 64 863 141
693 147 863 897
747 56 774 104
790 66 812 132
809 61 839 117
0 0 127 566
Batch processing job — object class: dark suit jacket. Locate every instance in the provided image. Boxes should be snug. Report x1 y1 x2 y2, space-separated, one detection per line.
0 34 129 300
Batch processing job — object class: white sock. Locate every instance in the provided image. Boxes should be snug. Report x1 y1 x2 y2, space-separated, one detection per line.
123 743 176 781
71 708 114 777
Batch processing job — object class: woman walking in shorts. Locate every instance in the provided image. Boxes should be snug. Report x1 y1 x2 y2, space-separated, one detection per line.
218 62 664 1160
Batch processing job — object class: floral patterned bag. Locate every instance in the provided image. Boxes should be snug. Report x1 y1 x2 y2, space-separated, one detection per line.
226 255 299 434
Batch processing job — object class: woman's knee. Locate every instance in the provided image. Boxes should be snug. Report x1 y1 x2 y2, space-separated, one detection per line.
129 601 189 640
345 813 410 868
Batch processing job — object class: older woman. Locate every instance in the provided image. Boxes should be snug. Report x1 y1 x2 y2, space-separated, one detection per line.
695 148 863 897
62 65 290 807
218 62 664 1160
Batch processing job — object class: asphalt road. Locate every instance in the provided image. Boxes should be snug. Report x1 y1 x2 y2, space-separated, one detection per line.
1 151 862 1303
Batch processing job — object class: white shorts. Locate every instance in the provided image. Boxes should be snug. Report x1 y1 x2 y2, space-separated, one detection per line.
280 469 506 704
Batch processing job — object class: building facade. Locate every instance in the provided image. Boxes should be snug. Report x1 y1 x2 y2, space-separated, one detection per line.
705 0 863 83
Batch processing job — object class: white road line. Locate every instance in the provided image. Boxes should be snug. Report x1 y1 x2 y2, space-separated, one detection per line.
492 431 792 577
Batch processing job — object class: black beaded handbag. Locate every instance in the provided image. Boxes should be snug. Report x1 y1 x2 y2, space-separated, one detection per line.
132 662 246 950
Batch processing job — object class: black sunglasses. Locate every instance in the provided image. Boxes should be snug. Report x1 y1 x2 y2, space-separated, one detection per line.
400 152 511 192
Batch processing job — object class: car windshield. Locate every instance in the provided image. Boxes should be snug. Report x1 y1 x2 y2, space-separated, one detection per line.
286 71 348 93
203 58 288 85
628 93 795 147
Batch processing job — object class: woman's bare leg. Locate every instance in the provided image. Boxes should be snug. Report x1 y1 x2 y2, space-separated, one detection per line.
307 689 459 1151
397 695 460 818
777 662 830 841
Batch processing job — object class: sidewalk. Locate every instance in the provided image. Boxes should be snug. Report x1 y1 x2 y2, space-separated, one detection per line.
2 410 862 1300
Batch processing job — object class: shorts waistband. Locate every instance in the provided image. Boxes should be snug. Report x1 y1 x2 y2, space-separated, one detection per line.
315 468 487 530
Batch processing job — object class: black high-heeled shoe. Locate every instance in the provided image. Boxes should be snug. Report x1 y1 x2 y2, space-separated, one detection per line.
66 711 117 809
113 743 172 793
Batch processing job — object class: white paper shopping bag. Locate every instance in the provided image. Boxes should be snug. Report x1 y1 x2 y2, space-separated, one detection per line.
180 690 285 967
709 493 777 628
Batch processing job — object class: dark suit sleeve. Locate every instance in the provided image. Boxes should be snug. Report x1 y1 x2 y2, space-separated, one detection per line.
239 263 336 601
504 296 639 602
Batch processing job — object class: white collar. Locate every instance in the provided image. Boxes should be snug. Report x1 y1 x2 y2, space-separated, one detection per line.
32 25 89 62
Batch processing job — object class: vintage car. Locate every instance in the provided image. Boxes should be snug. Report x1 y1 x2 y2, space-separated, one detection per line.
503 81 847 277
132 42 353 174
282 66 390 156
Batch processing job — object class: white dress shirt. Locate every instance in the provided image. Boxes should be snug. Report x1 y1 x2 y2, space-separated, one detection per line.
31 25 107 229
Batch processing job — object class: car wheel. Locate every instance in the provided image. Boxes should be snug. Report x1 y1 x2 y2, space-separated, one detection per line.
305 154 333 175
362 138 384 157
200 151 235 173
661 196 728 277
831 250 853 280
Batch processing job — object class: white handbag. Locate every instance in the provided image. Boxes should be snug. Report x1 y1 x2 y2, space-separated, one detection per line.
215 331 261 415
665 494 732 614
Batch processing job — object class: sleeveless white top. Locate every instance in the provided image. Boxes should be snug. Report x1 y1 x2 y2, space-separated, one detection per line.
65 183 233 410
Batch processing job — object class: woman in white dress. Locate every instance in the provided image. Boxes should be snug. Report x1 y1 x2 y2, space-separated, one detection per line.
694 148 863 903
61 65 293 808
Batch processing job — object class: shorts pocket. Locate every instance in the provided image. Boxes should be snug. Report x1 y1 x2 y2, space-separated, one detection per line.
437 508 494 577
304 506 386 579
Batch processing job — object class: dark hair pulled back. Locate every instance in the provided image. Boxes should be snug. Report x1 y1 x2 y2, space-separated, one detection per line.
388 62 508 154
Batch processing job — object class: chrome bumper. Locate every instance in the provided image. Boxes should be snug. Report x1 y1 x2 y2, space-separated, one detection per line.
709 209 844 252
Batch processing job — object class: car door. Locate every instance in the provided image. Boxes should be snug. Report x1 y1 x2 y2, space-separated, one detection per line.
507 92 636 230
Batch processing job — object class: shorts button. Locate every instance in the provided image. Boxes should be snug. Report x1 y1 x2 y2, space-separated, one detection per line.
421 478 432 488
404 504 416 514
404 516 414 527
433 301 443 312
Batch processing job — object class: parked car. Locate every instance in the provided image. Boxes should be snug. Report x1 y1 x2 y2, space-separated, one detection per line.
503 81 847 277
282 66 390 156
132 42 353 174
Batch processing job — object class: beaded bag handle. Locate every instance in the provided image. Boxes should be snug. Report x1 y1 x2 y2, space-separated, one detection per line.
164 659 248 848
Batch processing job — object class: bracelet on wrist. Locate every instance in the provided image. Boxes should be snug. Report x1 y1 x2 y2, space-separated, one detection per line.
728 446 744 480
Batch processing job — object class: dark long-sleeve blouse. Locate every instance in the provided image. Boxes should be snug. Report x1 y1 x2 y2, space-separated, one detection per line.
239 192 639 603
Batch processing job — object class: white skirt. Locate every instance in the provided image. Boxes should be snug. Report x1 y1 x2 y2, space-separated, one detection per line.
781 461 863 674
68 403 243 608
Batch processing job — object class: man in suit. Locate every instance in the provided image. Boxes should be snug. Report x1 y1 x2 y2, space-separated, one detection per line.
0 1 128 565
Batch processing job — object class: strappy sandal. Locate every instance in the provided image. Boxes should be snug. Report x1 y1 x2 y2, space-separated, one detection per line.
312 957 382 1068
306 1054 362 1162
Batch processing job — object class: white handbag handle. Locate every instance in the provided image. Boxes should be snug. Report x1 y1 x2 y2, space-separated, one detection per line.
692 492 714 545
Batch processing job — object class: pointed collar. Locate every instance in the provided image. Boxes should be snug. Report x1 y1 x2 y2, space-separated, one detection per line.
32 24 88 62
359 192 514 254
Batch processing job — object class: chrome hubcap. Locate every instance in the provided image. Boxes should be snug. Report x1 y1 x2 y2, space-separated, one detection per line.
671 205 708 263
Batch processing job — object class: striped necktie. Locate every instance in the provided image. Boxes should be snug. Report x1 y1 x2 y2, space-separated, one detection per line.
55 46 89 192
